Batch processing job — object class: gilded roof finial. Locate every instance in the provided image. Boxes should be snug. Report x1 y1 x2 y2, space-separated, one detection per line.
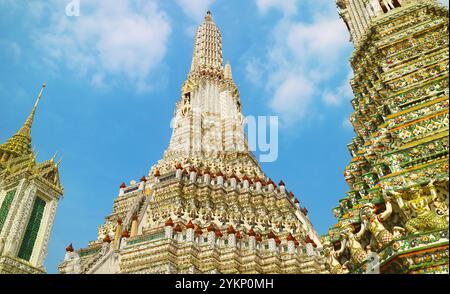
51 151 58 162
0 83 46 159
205 10 212 21
18 83 46 137
56 155 63 167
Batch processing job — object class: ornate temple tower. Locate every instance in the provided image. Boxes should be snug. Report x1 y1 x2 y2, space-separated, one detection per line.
0 84 63 274
58 12 327 274
324 0 449 273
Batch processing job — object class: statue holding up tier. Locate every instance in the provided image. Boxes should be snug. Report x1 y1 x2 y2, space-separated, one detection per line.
323 240 349 274
340 225 367 265
359 194 395 249
391 180 448 234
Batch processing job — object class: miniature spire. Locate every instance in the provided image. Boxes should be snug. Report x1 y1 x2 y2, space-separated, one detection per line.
18 83 46 137
65 243 74 252
0 83 46 159
205 10 213 21
51 151 58 162
224 62 233 80
55 156 63 167
130 214 139 237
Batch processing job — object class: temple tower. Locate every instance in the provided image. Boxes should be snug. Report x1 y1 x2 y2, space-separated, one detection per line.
0 84 63 274
324 0 449 274
58 12 327 274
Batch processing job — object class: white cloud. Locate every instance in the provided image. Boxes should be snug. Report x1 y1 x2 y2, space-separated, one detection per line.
245 58 264 86
21 0 171 93
176 0 215 21
269 74 314 126
247 9 352 126
255 0 298 16
287 18 350 67
440 0 449 7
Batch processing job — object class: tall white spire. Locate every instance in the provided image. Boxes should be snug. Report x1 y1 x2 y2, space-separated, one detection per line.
157 11 258 175
0 83 46 159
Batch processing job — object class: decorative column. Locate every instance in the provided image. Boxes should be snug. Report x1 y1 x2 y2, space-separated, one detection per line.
189 167 197 182
267 179 275 192
207 223 216 248
306 243 315 256
268 231 277 252
174 224 183 242
242 176 250 189
275 236 281 252
287 233 296 254
230 175 237 190
119 183 126 196
255 179 262 192
235 231 242 249
130 214 138 237
255 233 262 251
204 171 211 185
227 226 236 248
278 180 285 194
139 176 146 190
196 171 203 183
175 163 183 179
113 218 123 250
165 218 174 239
195 226 203 244
186 220 195 242
216 172 224 186
305 235 317 256
248 228 256 251
215 229 223 246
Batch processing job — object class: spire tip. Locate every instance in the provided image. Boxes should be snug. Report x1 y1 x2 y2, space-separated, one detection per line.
205 10 212 21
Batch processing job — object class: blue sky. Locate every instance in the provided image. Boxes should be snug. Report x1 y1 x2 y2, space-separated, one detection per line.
1 0 444 273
